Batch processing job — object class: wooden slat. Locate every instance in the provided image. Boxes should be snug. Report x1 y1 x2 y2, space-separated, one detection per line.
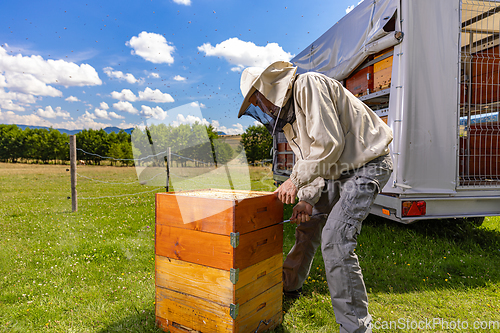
346 66 374 96
156 255 233 305
235 254 282 305
156 192 235 235
234 224 283 270
156 286 233 332
235 283 283 333
234 195 283 235
374 55 393 72
373 66 392 92
156 316 202 333
156 190 282 236
156 225 233 270
156 224 283 271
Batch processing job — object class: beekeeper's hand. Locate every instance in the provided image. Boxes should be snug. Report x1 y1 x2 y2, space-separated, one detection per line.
290 201 313 224
275 178 298 204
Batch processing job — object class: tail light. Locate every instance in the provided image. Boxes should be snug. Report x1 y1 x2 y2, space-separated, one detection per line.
402 201 426 217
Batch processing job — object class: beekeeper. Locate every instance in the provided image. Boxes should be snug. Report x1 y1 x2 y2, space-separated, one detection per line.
238 61 393 333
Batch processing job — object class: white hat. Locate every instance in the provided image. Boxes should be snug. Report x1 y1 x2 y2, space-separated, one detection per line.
238 61 297 118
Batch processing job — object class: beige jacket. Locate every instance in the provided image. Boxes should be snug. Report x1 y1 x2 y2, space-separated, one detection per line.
283 72 393 205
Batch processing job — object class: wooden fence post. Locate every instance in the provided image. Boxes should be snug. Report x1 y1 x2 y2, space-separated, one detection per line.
166 147 171 192
70 135 77 212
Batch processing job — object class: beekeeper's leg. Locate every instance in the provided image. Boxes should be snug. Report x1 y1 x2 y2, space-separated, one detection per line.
282 180 339 292
321 154 392 333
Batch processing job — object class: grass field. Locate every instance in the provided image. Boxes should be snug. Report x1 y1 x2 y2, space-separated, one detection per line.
1 162 499 332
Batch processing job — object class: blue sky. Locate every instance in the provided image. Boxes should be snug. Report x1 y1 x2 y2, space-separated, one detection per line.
0 0 361 135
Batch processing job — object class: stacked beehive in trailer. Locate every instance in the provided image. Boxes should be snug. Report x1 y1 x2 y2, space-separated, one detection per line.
155 189 283 333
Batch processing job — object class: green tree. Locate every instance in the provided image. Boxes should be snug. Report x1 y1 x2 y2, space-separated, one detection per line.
240 125 273 164
0 125 24 163
76 129 109 165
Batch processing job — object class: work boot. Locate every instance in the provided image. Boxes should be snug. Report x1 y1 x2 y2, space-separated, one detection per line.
283 287 302 299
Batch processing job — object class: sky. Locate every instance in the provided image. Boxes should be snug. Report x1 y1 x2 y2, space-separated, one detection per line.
0 0 363 135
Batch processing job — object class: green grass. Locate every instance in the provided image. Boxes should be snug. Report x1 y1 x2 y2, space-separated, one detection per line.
1 162 499 332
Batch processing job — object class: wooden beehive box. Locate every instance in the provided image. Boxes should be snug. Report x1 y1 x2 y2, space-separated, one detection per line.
346 66 374 96
373 48 393 92
276 143 294 171
155 189 284 333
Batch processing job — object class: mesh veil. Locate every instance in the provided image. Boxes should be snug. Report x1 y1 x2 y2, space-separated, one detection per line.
241 97 296 135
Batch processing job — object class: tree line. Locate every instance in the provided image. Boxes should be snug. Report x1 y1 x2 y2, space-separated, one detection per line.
132 123 234 167
0 123 274 166
0 124 133 165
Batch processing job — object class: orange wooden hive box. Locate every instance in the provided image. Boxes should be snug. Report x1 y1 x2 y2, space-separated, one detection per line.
155 189 284 333
373 47 393 92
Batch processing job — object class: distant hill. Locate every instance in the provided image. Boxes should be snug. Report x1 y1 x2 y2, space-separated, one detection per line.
14 124 134 135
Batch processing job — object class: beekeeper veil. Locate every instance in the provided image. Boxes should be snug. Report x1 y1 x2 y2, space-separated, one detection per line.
238 61 297 134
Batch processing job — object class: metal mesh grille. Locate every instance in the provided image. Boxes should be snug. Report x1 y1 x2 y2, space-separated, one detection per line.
459 0 500 187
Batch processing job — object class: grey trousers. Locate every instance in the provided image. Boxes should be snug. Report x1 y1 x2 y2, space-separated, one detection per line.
283 154 393 333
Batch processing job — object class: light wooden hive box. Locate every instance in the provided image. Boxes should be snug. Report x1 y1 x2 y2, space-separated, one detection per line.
155 189 284 333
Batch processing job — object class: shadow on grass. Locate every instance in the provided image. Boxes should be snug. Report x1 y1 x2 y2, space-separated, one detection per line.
282 202 500 296
98 308 163 333
355 215 500 294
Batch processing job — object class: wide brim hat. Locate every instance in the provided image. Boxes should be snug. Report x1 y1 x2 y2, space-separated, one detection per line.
238 61 297 118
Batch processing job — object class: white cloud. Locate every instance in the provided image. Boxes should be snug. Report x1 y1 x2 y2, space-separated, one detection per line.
103 67 140 84
36 106 71 119
346 0 364 14
94 108 110 120
65 96 80 102
198 38 294 71
0 45 102 92
173 0 191 5
111 89 138 102
140 105 168 120
0 110 46 126
100 101 109 110
0 108 124 131
111 87 174 103
173 75 186 81
109 111 124 119
190 101 206 109
253 121 264 127
170 116 244 135
5 72 62 97
81 110 96 120
0 99 25 112
0 88 36 111
51 112 112 130
0 45 101 117
126 32 175 64
172 114 210 127
149 72 160 78
211 120 244 135
138 87 174 103
113 101 138 114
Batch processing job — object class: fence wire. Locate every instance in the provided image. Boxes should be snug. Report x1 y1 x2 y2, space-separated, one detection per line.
78 187 165 200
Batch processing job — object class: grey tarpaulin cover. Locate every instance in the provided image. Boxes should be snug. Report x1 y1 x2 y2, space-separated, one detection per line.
292 0 400 80
290 0 472 194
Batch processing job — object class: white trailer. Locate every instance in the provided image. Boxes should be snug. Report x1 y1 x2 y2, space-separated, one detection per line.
273 0 500 223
